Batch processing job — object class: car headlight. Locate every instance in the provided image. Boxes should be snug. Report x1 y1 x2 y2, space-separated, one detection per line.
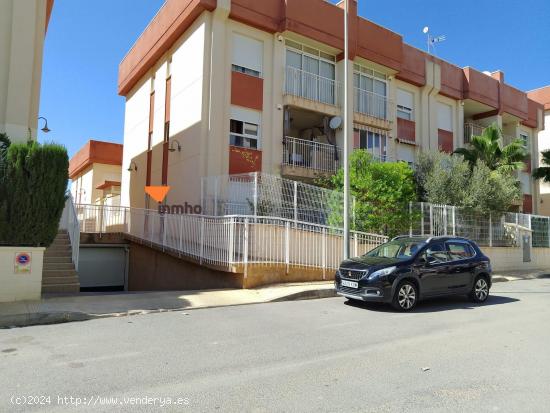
368 266 396 280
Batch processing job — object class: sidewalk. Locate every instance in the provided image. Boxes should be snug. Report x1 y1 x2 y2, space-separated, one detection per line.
1 270 547 328
0 281 336 328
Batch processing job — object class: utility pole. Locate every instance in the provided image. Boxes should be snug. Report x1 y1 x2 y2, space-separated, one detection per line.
343 0 350 259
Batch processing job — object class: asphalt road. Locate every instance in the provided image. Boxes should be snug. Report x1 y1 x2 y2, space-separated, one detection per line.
1 279 550 413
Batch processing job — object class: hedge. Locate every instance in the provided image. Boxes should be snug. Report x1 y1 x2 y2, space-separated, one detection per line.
0 141 69 247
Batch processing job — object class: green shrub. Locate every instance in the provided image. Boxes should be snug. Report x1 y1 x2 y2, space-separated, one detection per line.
0 141 68 247
320 150 418 237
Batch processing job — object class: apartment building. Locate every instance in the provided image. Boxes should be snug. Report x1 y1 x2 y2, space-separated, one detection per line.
69 140 123 207
529 86 550 216
0 0 53 142
118 0 545 214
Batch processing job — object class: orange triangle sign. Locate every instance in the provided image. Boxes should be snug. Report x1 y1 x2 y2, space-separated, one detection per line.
145 186 171 203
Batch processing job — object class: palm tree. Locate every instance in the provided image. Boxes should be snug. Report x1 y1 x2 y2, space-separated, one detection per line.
453 123 528 173
533 150 550 183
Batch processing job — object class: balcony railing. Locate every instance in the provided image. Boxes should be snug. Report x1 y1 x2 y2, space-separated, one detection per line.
282 136 341 173
354 88 394 121
463 122 485 144
284 66 341 107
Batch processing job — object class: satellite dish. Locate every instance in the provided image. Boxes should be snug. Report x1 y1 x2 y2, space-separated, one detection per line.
329 116 342 130
423 26 429 34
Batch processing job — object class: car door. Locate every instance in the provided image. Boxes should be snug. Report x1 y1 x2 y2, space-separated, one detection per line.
442 241 476 292
415 242 451 296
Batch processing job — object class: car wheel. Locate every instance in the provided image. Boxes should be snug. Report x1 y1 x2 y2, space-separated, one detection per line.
469 276 490 303
392 281 418 311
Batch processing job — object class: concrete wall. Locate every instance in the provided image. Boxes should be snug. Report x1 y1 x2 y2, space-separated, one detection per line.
0 247 44 302
0 0 48 142
485 247 550 272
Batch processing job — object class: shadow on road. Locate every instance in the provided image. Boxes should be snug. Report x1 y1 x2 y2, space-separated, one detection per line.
344 294 519 313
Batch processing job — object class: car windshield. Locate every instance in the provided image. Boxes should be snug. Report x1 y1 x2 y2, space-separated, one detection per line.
365 239 425 259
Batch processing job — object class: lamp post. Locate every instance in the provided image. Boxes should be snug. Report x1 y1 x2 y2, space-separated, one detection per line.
38 117 51 133
343 0 350 259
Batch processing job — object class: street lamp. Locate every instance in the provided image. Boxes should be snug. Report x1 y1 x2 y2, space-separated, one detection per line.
38 117 51 133
343 0 350 259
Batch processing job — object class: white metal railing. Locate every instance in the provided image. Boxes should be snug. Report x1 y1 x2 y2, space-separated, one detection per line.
409 201 550 248
283 136 341 173
75 204 388 273
59 196 81 271
354 88 394 120
284 66 341 107
463 122 485 144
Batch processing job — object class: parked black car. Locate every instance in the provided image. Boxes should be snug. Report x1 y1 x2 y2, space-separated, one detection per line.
335 236 492 311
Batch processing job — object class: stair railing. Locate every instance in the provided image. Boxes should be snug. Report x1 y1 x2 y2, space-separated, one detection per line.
59 195 80 271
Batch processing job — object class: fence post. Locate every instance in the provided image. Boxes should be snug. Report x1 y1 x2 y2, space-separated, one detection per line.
354 233 358 257
409 202 413 236
293 180 298 227
149 212 154 247
200 217 205 264
285 221 290 274
322 227 326 280
178 214 184 255
489 212 493 247
420 202 424 236
228 217 234 265
253 172 258 218
429 204 433 235
452 206 456 236
243 218 249 278
443 206 448 236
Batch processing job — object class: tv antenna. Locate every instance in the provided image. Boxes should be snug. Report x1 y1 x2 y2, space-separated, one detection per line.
423 26 446 55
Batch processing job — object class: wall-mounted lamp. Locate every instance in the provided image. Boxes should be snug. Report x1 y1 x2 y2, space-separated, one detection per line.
38 117 51 133
127 161 138 172
168 139 181 152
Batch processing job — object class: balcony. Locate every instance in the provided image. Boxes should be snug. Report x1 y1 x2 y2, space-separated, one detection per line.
463 122 485 144
354 88 394 121
282 136 341 179
284 66 341 109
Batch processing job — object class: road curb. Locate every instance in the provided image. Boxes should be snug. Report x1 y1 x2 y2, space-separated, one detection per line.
269 288 337 302
0 311 98 329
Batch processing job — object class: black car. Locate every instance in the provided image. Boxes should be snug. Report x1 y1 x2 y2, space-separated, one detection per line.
335 236 492 311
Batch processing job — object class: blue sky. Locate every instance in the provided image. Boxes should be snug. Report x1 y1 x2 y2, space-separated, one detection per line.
38 0 550 157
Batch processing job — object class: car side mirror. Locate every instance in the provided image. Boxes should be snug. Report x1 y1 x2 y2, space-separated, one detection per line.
416 256 428 266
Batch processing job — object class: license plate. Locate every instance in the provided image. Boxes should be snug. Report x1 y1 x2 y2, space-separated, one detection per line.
341 280 358 289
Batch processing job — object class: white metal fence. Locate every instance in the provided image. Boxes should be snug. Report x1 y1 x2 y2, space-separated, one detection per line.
354 88 393 120
410 202 550 248
285 66 341 107
201 173 354 226
282 136 341 173
75 204 388 273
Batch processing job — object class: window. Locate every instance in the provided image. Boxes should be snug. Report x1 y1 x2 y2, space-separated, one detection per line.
284 40 336 105
397 89 414 120
230 119 259 149
437 102 453 131
446 242 475 261
355 128 387 161
520 133 529 150
365 239 424 260
232 33 263 77
421 243 449 264
232 64 261 78
354 64 388 118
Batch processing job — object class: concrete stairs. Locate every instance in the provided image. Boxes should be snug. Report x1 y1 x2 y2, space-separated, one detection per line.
42 231 80 294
